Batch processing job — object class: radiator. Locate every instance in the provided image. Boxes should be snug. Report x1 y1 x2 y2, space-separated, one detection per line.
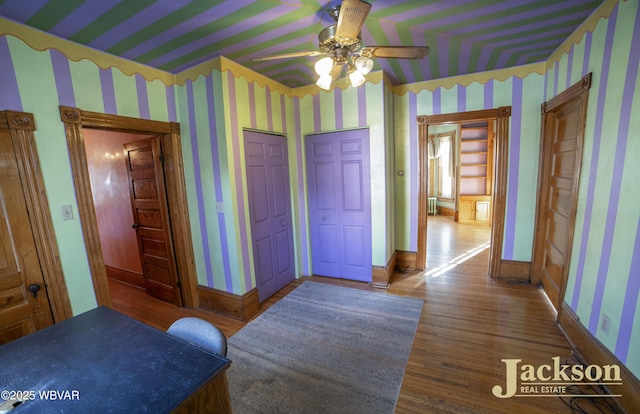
428 197 438 215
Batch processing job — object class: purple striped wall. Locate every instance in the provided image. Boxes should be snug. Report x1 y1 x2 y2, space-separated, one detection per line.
226 71 252 290
617 219 640 360
432 87 441 114
484 79 493 109
185 80 216 288
99 68 117 114
205 74 233 290
135 74 150 119
590 2 640 335
503 76 523 260
0 36 22 110
571 4 618 311
50 49 75 107
457 85 466 113
165 85 177 122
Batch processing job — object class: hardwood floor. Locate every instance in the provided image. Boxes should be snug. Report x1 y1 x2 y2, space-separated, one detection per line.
111 216 613 413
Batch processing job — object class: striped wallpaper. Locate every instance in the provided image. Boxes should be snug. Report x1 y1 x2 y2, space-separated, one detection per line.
1 0 638 381
549 0 640 378
0 34 176 314
394 74 544 261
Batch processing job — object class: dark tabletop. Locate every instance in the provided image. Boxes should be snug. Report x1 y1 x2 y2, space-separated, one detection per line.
0 306 230 413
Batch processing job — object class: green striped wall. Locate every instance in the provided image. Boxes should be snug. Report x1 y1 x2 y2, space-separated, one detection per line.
1 35 175 314
296 81 393 270
176 71 296 295
548 0 640 378
393 73 544 260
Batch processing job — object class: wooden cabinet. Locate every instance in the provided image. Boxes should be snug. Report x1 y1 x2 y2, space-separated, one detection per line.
458 195 491 223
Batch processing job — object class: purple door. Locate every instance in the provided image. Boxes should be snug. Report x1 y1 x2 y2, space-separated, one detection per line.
244 131 295 303
305 129 371 282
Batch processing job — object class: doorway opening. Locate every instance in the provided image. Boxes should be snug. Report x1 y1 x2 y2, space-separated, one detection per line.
59 106 198 309
425 120 494 272
417 107 511 277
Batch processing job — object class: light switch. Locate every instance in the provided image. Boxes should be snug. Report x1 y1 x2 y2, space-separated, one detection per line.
61 205 74 221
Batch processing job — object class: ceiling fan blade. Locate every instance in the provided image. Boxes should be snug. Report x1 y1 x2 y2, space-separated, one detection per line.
359 46 429 59
335 0 371 46
251 51 326 62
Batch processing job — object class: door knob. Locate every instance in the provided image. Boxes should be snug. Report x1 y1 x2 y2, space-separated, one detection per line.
321 216 326 221
281 221 286 227
29 284 41 298
132 223 139 228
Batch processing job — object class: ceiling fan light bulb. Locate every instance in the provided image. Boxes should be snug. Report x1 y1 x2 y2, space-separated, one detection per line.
348 67 366 87
316 75 333 90
315 57 334 76
354 56 373 75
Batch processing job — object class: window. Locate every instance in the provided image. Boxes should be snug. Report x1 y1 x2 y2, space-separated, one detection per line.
433 131 455 199
438 139 453 198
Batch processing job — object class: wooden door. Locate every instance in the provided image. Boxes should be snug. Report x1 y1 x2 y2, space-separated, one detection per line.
0 125 54 343
305 129 372 282
244 131 295 303
532 74 591 311
123 137 182 306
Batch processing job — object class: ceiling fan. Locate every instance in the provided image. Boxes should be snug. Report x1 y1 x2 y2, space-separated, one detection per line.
251 0 429 90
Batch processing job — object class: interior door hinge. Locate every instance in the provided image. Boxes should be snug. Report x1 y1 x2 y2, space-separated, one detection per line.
159 153 165 163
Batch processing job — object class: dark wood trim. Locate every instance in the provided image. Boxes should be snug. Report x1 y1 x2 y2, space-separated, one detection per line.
531 73 591 299
418 107 511 274
395 250 417 271
371 251 397 288
425 108 503 125
558 302 640 413
2 110 73 323
105 266 145 289
488 106 511 278
58 106 198 309
417 117 428 269
498 260 530 281
197 285 260 321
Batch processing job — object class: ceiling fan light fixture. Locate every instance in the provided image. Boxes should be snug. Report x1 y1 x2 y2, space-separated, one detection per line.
354 56 373 75
348 65 366 87
316 74 333 90
315 56 334 76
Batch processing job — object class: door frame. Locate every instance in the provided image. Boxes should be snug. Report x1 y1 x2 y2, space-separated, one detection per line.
530 73 592 303
417 107 512 276
243 129 295 302
59 106 198 308
304 128 372 281
1 110 72 322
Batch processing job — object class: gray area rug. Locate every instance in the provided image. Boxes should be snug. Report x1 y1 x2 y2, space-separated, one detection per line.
226 281 424 414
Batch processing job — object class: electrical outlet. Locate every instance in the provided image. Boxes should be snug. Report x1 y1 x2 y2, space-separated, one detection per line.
61 205 74 221
216 202 224 213
600 314 611 334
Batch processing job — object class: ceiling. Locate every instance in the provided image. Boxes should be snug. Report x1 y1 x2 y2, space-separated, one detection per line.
0 0 604 88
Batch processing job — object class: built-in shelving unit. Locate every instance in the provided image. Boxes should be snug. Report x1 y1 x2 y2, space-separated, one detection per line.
458 122 494 223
